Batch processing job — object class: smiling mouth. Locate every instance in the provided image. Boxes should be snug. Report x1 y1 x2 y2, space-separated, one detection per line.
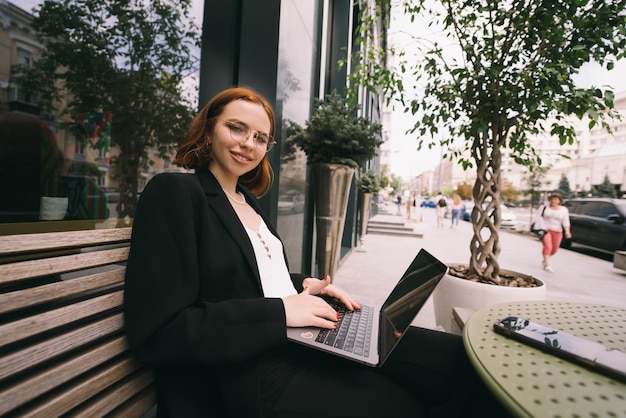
232 152 252 163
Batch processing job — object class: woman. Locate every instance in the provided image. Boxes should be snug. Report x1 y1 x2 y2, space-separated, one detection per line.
450 194 463 228
124 87 508 417
539 192 572 272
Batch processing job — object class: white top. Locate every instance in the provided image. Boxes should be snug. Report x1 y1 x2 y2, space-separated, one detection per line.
541 205 571 231
244 218 297 298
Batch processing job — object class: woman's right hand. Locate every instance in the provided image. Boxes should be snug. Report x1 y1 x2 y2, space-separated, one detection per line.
282 287 339 329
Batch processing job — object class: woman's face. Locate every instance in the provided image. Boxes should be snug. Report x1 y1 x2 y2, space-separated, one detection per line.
208 99 271 180
550 196 561 206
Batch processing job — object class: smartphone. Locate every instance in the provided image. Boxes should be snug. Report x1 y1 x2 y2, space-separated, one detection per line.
493 316 626 383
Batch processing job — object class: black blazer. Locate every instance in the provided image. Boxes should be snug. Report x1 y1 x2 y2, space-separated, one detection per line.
124 170 306 417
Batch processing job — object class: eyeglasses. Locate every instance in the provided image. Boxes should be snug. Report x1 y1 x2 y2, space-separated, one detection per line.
224 120 276 152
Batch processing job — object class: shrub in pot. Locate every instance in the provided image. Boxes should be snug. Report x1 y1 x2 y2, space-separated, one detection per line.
286 91 382 279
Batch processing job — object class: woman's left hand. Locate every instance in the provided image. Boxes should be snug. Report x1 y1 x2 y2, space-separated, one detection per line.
302 276 362 311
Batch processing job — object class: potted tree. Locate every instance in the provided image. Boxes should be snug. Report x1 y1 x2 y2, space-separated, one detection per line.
355 169 381 252
351 1 624 330
286 91 383 279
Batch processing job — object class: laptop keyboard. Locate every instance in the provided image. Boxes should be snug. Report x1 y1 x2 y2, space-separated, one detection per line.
315 303 374 357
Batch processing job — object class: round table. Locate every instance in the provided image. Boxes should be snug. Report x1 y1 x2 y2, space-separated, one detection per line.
463 301 626 417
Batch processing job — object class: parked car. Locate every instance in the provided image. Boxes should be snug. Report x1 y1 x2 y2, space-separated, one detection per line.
462 202 516 229
462 201 474 221
103 187 120 203
561 198 626 252
278 194 305 213
420 199 437 208
499 204 518 229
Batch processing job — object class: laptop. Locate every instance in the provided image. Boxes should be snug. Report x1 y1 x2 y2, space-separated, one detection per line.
286 248 448 367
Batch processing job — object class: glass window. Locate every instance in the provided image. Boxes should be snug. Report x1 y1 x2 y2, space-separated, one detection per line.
16 47 31 69
595 202 619 218
275 0 320 272
1 1 201 235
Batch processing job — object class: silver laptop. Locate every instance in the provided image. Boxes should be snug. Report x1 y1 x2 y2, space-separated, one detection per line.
287 248 448 367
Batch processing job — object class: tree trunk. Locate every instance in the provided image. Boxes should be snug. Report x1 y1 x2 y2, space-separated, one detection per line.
469 130 503 283
114 126 143 227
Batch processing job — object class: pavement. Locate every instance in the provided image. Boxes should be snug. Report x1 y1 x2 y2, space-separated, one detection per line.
332 206 626 330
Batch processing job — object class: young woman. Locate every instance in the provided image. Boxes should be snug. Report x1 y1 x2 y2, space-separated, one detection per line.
450 194 464 228
124 86 508 417
539 192 572 272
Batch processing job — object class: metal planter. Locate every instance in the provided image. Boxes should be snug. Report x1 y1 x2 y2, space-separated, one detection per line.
312 163 355 280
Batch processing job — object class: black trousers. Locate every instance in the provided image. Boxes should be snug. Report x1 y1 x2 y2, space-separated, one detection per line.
261 327 510 418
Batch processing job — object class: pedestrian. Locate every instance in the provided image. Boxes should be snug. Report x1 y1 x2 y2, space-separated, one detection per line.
395 194 402 215
450 194 463 228
406 193 415 219
435 191 447 227
536 192 572 272
124 86 509 418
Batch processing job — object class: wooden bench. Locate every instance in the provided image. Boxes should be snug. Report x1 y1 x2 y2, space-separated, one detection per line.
0 228 157 417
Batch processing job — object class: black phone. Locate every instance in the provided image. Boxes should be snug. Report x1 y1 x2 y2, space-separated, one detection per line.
493 316 626 383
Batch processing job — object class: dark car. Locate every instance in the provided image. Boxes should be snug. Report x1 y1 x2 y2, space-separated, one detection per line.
562 198 626 252
420 199 437 208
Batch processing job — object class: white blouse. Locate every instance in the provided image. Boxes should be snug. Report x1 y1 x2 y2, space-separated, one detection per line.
542 205 571 231
244 218 297 298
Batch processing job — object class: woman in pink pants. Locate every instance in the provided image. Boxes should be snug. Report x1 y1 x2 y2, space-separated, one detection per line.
540 192 572 272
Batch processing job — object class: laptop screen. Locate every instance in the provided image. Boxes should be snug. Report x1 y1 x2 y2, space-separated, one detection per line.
378 249 448 364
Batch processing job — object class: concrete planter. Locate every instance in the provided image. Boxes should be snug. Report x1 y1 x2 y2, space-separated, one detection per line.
432 265 547 334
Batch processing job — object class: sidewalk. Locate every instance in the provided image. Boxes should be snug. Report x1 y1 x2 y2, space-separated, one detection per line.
332 208 626 330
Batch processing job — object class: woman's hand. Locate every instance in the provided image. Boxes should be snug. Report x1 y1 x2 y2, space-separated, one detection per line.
302 275 362 311
282 288 339 328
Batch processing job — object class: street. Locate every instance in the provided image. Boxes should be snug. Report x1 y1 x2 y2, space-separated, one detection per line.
333 208 626 330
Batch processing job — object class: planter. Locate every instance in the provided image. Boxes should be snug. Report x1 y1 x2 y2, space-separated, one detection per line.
432 265 547 334
355 192 373 252
313 163 355 280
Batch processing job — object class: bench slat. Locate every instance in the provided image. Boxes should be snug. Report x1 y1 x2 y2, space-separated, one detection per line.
0 228 132 255
19 356 145 418
0 336 128 415
0 313 125 381
0 291 123 347
0 247 129 285
69 368 155 417
109 387 158 418
0 227 157 417
0 268 125 315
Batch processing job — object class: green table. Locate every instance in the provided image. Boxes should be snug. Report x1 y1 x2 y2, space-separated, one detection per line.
463 301 626 417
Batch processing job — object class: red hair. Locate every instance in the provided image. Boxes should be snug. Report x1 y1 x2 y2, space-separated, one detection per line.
174 86 275 197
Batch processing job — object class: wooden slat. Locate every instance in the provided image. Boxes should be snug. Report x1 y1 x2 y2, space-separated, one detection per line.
0 247 129 285
20 356 145 418
69 368 155 417
0 336 128 415
109 386 158 418
0 268 125 315
0 227 157 417
0 228 132 255
0 291 123 347
0 313 125 381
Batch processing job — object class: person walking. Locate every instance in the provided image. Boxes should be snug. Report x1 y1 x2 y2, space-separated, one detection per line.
395 194 402 215
435 192 447 227
450 194 463 228
123 86 508 418
406 193 415 220
537 192 572 272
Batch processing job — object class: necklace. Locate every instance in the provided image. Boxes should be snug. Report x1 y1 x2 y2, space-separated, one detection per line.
223 188 246 205
254 230 272 259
